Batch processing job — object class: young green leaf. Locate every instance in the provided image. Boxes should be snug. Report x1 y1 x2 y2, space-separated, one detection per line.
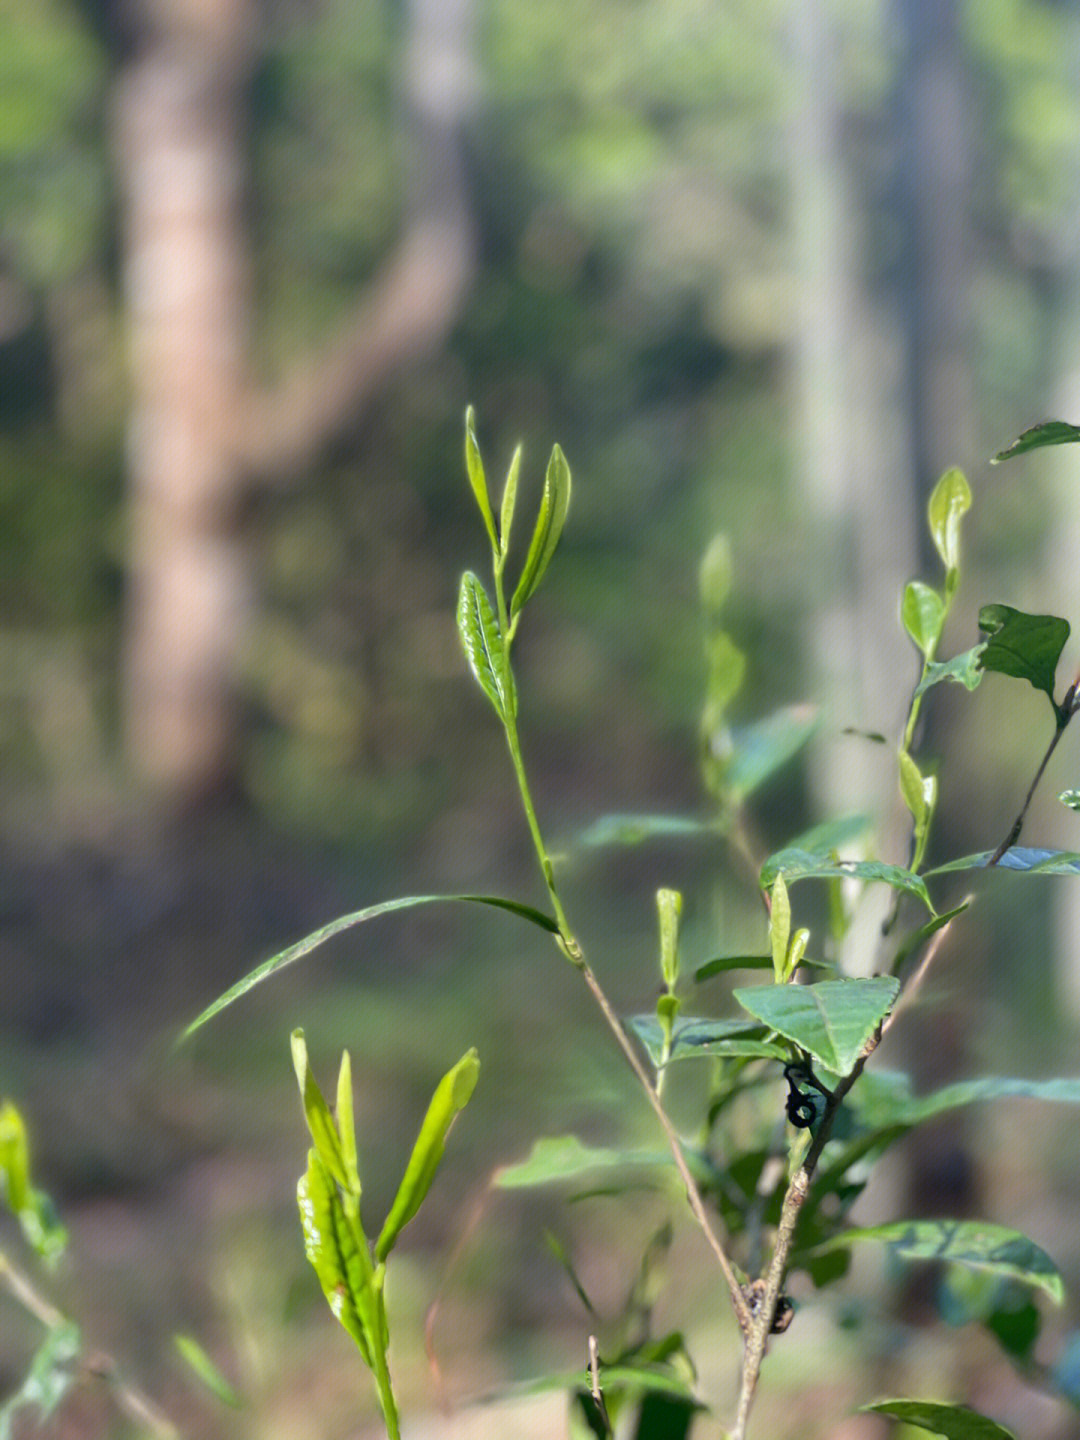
297 1148 374 1363
914 647 985 697
0 1103 67 1264
993 418 1080 464
375 1049 480 1261
657 888 682 990
899 751 937 871
769 873 791 983
902 580 946 657
927 468 971 581
510 443 571 618
977 603 1070 703
862 1399 1015 1439
174 1334 242 1408
464 406 498 549
699 532 734 616
458 571 516 720
815 1219 1063 1303
499 444 522 556
733 977 900 1076
181 892 558 1038
0 1320 81 1435
291 1030 351 1193
336 1050 360 1198
1060 789 1080 811
495 1135 669 1189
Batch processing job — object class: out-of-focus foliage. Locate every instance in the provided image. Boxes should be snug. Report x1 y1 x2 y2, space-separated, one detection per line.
2 0 1080 840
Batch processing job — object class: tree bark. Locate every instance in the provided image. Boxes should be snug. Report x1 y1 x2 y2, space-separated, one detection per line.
114 0 475 805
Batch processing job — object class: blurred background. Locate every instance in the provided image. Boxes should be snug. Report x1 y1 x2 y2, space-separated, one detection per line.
5 0 1080 1435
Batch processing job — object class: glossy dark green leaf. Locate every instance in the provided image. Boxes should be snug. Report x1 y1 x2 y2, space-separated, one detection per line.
760 850 933 911
862 1398 1015 1438
977 603 1069 702
733 977 899 1076
993 419 1080 463
928 848 1080 876
723 704 819 801
464 406 498 548
375 1048 479 1261
458 570 515 720
903 580 945 656
694 954 773 980
181 892 557 1038
627 1013 787 1065
511 443 571 618
816 1219 1063 1303
297 1149 374 1363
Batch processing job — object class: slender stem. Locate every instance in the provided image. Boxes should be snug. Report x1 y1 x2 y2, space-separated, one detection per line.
989 713 1070 865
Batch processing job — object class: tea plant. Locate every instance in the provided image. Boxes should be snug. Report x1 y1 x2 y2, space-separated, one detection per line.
183 414 1080 1439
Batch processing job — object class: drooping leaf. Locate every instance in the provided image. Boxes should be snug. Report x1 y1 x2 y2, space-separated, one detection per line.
993 419 1080 463
627 1014 787 1066
927 468 971 579
815 1219 1063 1304
914 647 985 697
928 848 1080 876
495 1135 668 1189
977 604 1069 703
510 443 571 618
464 406 498 548
862 1399 1015 1439
297 1149 373 1363
903 580 946 657
181 892 557 1038
733 977 899 1077
375 1049 480 1261
723 704 819 801
760 850 933 911
458 571 516 720
174 1334 243 1408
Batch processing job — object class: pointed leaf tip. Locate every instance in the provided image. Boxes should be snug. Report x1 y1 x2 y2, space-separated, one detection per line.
511 443 571 617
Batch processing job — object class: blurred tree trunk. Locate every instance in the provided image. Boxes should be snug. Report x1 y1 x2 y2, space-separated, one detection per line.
114 0 474 806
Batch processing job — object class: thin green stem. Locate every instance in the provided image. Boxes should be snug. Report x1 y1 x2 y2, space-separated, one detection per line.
989 706 1072 865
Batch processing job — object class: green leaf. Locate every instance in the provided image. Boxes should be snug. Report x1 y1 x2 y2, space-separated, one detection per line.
0 1103 67 1265
499 443 522 556
181 893 557 1038
495 1135 668 1189
694 954 773 980
770 873 791 984
899 752 936 870
733 977 899 1076
0 1320 81 1437
977 604 1070 702
993 419 1080 464
336 1051 360 1198
657 888 682 990
174 1334 242 1408
510 443 571 618
464 406 498 548
575 813 720 847
928 848 1080 876
914 647 985 697
297 1149 374 1363
855 1073 1080 1130
1059 789 1080 811
723 704 819 801
760 850 933 911
291 1030 351 1193
903 580 946 657
816 1219 1063 1304
927 468 971 578
890 904 969 975
457 571 516 720
627 1014 787 1065
699 533 734 616
375 1049 480 1261
863 1399 1015 1439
